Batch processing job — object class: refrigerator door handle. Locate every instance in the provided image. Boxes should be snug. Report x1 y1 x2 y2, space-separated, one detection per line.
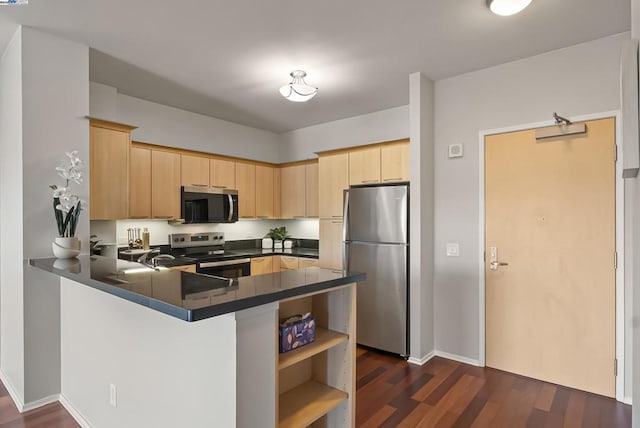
342 189 350 270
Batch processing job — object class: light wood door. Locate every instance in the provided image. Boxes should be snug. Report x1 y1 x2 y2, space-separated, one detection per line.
319 153 349 219
381 141 410 182
251 256 273 276
305 163 319 218
255 165 274 218
280 256 299 270
319 219 343 270
181 154 209 187
349 146 381 185
129 147 152 218
281 165 306 218
210 158 236 189
151 150 181 219
298 258 318 269
485 118 616 397
90 126 130 220
274 168 282 219
236 162 256 218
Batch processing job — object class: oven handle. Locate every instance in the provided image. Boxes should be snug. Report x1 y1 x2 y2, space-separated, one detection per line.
199 258 251 268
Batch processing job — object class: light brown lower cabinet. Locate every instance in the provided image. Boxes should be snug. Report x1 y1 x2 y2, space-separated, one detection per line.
168 265 196 273
250 256 273 276
279 256 300 270
319 219 344 270
298 258 319 269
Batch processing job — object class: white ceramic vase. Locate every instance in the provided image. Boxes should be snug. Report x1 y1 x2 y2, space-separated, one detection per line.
52 236 81 259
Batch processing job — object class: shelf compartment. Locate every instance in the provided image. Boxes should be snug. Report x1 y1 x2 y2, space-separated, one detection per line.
279 380 348 428
279 328 348 370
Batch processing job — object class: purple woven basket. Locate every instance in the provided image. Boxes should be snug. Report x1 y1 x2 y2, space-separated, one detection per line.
279 317 316 353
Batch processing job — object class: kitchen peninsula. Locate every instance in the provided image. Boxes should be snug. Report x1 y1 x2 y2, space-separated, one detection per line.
30 256 364 428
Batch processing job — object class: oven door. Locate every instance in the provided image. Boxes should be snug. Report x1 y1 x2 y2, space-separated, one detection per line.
197 258 251 278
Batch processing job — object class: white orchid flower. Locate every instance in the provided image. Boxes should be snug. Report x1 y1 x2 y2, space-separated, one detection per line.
52 187 68 198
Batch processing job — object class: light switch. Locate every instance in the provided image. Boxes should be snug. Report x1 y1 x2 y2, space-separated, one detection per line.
446 243 459 257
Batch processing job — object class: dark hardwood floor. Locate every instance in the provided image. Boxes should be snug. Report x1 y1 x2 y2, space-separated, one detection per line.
0 382 78 428
0 349 631 427
356 347 632 427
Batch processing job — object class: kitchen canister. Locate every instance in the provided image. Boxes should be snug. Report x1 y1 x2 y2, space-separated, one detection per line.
262 238 273 249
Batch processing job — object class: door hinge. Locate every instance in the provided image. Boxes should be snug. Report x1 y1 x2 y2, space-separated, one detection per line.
614 358 618 376
484 251 486 262
614 144 618 162
614 252 618 270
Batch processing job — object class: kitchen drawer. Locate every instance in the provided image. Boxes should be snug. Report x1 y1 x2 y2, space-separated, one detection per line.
298 258 318 269
279 256 299 270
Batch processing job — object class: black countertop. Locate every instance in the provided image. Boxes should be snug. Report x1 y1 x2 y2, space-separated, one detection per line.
30 256 363 322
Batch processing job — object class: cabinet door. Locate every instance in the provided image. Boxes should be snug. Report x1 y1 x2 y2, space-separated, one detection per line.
90 126 130 220
381 141 410 183
255 165 274 218
210 158 236 189
273 168 282 219
130 147 152 218
272 255 281 272
298 258 318 269
151 150 181 219
349 146 381 185
305 163 319 218
250 256 273 276
280 256 299 270
181 154 210 187
169 265 196 273
236 163 256 218
281 165 306 218
319 153 349 218
319 219 343 270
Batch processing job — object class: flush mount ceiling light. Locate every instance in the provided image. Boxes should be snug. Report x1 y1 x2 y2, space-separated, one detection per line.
279 70 318 102
487 0 532 16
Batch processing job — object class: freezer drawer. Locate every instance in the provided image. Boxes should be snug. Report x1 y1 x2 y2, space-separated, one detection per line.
346 184 408 244
346 241 408 355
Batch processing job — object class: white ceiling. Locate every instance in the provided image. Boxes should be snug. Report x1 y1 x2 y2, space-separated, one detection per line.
0 0 630 133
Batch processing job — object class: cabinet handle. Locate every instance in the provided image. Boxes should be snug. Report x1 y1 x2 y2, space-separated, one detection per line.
331 215 343 218
383 178 403 182
331 221 342 224
153 216 173 219
211 185 227 189
293 216 306 218
129 216 150 219
257 216 270 219
191 183 208 187
361 180 379 183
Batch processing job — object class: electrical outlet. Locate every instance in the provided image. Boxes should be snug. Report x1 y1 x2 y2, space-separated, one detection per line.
109 384 117 408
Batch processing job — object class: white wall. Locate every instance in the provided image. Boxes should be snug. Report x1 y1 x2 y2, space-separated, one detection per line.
409 73 435 361
89 82 282 163
60 278 236 428
278 105 409 162
0 27 25 403
433 33 628 372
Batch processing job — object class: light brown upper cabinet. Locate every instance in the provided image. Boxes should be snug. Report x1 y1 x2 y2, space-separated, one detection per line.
305 163 319 218
210 158 236 189
90 120 136 220
281 165 306 218
181 154 209 187
236 162 256 218
381 140 410 182
129 146 152 218
151 150 181 219
255 165 274 218
349 146 381 185
319 153 349 218
273 168 282 219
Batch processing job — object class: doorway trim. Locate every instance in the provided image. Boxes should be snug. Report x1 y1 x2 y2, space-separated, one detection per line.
477 111 626 402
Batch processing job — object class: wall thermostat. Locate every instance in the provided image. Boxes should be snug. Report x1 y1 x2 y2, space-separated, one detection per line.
448 143 464 159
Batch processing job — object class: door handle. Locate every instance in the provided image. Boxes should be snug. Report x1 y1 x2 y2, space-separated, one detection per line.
489 247 509 270
490 261 509 270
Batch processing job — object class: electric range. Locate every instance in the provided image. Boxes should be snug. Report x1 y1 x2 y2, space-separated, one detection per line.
169 232 252 278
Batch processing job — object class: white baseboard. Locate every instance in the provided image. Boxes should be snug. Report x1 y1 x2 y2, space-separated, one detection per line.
408 350 435 366
59 394 93 428
622 396 632 405
0 369 25 411
22 393 60 412
434 350 483 367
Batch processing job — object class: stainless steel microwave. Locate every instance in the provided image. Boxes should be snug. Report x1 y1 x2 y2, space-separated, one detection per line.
181 186 239 223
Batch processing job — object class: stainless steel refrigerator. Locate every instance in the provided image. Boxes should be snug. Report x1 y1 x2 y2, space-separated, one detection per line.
344 183 409 357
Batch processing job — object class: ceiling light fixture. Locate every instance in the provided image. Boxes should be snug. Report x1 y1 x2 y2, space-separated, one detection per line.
279 70 318 102
487 0 532 16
